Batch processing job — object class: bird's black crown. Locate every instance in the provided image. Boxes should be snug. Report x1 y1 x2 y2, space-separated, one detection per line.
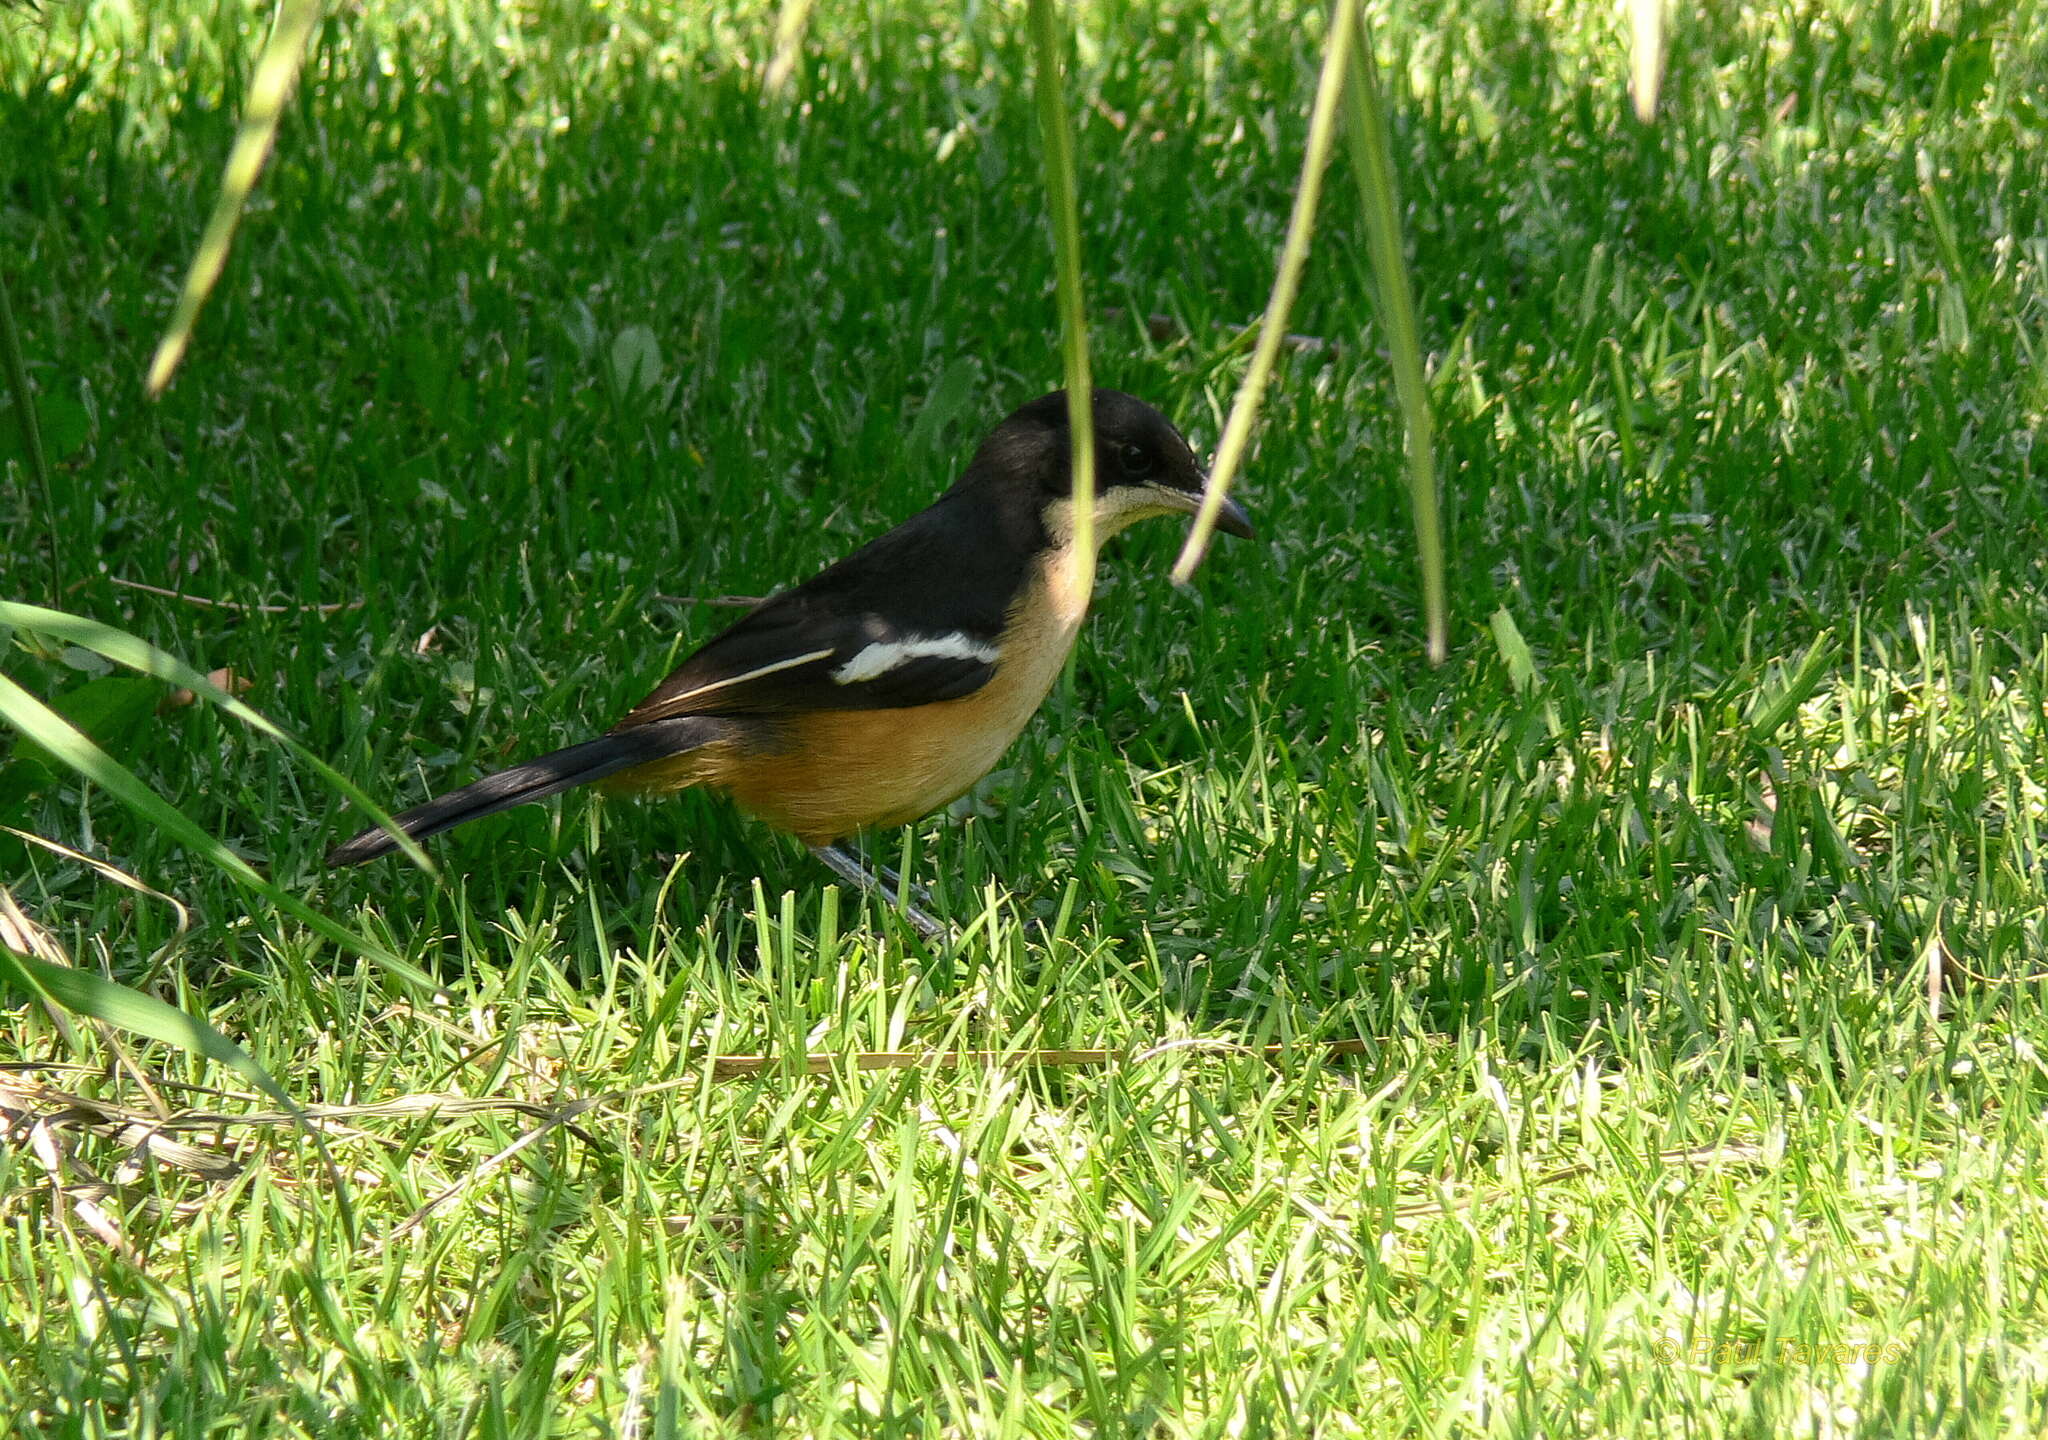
969 388 1208 501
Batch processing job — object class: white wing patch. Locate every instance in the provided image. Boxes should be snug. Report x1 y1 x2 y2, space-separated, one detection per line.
832 632 1001 685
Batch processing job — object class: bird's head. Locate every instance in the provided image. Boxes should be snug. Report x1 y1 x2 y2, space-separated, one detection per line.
967 388 1255 546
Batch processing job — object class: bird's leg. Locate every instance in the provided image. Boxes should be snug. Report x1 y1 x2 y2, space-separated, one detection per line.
808 843 946 941
866 851 932 910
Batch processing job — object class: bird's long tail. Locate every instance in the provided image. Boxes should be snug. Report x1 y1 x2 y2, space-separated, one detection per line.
324 715 726 866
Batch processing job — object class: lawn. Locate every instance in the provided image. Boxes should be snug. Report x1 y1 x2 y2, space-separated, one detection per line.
3 0 2047 1434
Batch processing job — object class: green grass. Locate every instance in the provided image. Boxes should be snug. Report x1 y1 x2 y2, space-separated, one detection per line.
5 0 2048 1434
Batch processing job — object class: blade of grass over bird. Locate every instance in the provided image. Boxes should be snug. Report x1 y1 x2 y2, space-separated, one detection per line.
1028 0 1097 607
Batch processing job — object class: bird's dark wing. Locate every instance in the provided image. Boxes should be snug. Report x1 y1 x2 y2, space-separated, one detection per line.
615 599 1000 723
615 492 1037 726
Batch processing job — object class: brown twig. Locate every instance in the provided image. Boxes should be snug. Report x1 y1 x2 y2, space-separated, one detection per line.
705 1037 1371 1079
108 576 363 614
1386 1142 1767 1221
652 593 769 609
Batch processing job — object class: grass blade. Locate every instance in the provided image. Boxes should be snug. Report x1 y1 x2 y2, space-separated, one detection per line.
1027 0 1097 603
0 925 357 1241
1340 6 1448 661
145 0 323 397
1488 607 1539 696
1747 633 1839 745
763 0 815 98
1 942 278 1122
0 669 439 994
0 601 435 873
1630 0 1667 124
1172 0 1358 585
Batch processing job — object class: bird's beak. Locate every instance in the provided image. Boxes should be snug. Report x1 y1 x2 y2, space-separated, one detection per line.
1211 493 1256 540
1150 482 1255 540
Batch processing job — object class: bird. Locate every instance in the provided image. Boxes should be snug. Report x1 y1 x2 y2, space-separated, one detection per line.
324 387 1255 934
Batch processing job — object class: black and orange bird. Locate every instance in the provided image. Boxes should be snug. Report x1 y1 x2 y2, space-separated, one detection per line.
325 388 1254 933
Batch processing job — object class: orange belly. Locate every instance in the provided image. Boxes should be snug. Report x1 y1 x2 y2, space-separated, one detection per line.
605 695 1038 845
720 701 1033 843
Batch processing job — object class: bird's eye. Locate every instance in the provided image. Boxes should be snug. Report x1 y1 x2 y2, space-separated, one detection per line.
1119 441 1154 478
